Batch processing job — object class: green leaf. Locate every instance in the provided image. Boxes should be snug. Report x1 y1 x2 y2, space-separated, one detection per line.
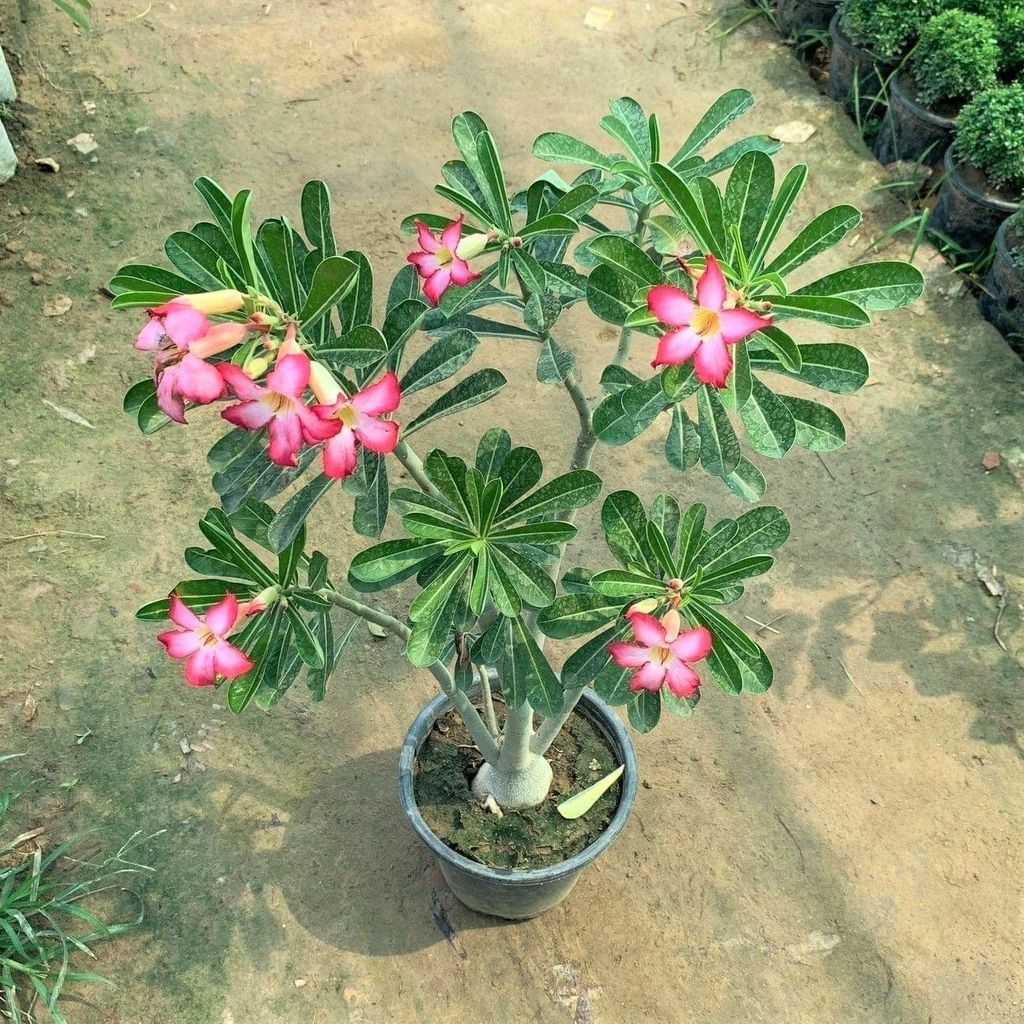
650 494 681 555
698 555 774 589
587 264 636 326
256 218 302 313
697 385 740 477
491 547 556 609
277 520 306 586
352 451 389 538
230 188 259 287
435 183 495 232
198 508 277 585
646 522 677 577
399 329 479 396
524 292 563 335
349 538 446 583
338 249 373 329
588 233 662 286
678 502 707 578
403 368 507 437
268 473 334 553
300 180 337 259
476 427 511 479
665 403 700 472
749 163 808 272
765 205 862 278
699 504 789 569
649 162 715 251
593 655 634 706
693 177 729 255
194 176 233 234
670 88 754 165
532 131 615 170
739 379 797 458
511 246 547 295
475 131 513 233
701 136 781 178
536 335 575 384
590 569 665 598
601 490 653 570
557 764 625 818
779 396 847 451
519 213 579 239
184 546 254 581
749 341 869 393
424 449 471 517
406 577 463 667
628 690 662 733
505 615 563 715
537 593 621 639
594 376 665 446
135 579 251 621
109 262 200 297
298 255 358 328
491 521 577 546
317 324 389 371
662 362 701 401
496 470 602 526
164 230 234 291
496 447 543 509
663 687 701 718
723 457 767 502
793 261 924 311
286 605 325 669
560 625 619 688
227 607 283 713
723 150 775 260
647 214 692 257
761 293 870 329
750 325 802 373
409 553 473 623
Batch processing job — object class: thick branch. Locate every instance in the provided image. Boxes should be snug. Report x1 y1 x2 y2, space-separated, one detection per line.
531 682 587 756
392 440 443 500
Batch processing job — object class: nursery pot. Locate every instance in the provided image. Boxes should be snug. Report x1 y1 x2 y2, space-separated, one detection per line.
826 12 896 118
399 688 638 920
930 147 1020 254
776 0 838 40
979 218 1024 354
873 74 956 167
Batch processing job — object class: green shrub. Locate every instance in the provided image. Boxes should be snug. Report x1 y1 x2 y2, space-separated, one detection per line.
956 84 1024 191
909 11 999 106
996 6 1024 74
839 0 942 60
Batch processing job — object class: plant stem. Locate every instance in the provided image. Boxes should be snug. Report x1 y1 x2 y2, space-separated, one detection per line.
477 665 500 737
392 440 442 500
563 370 596 471
498 700 535 773
317 589 500 762
531 683 587 756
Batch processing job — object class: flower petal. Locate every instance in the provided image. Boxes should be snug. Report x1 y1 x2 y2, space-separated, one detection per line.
408 251 441 277
267 409 303 467
652 326 701 368
205 592 239 637
718 306 772 344
212 640 254 679
184 647 217 687
322 426 358 478
693 335 733 388
156 367 187 424
669 625 712 663
627 610 666 647
296 402 340 442
219 363 264 401
175 353 226 404
135 318 165 351
157 628 201 659
266 352 310 398
162 302 210 346
647 284 695 327
222 399 273 431
449 257 480 287
354 416 399 453
440 215 464 252
422 267 452 306
664 660 701 698
629 661 666 692
168 593 201 630
608 641 651 668
414 219 440 254
351 372 401 416
696 253 726 311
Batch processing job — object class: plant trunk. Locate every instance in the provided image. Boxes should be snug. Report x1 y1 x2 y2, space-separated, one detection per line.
471 701 553 809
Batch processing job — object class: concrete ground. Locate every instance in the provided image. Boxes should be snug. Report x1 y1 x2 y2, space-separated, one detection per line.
0 1 1022 1022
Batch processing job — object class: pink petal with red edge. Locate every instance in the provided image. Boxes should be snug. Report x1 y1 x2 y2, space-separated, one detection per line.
440 215 464 252
718 306 772 344
693 335 733 388
219 363 264 401
222 399 273 431
626 610 666 647
669 625 712 663
176 353 226 404
157 628 201 658
266 352 310 398
696 254 727 311
414 220 440 254
664 660 701 698
449 257 480 287
322 426 358 478
647 284 695 327
608 641 651 668
422 268 452 306
212 640 253 679
162 303 210 346
168 593 201 630
351 372 401 416
267 410 303 467
629 661 667 692
652 326 701 368
205 592 239 636
354 417 399 453
135 318 165 351
408 251 441 277
296 403 340 442
156 368 187 424
184 647 217 687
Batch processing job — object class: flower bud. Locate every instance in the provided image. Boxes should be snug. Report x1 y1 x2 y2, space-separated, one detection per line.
181 289 245 314
243 354 271 378
667 577 683 591
455 232 490 261
660 607 682 643
628 597 659 615
190 322 248 359
309 360 342 404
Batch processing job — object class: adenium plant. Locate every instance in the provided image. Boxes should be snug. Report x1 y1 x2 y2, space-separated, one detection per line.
112 92 923 809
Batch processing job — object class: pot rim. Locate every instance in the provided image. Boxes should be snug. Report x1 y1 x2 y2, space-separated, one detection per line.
943 146 1022 215
994 216 1023 269
399 687 639 885
890 73 957 130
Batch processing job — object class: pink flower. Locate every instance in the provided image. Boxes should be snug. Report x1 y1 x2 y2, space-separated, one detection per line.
135 289 245 351
157 592 254 687
608 609 712 698
407 216 482 306
310 368 402 479
648 254 772 388
219 350 337 468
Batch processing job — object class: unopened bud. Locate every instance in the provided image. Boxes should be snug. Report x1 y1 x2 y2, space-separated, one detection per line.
455 232 490 261
243 354 271 378
190 321 248 359
667 577 683 591
509 235 524 249
628 597 659 615
309 361 342 404
181 289 245 314
660 607 682 643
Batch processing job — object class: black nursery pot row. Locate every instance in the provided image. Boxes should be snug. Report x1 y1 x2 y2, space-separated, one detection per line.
778 3 1024 349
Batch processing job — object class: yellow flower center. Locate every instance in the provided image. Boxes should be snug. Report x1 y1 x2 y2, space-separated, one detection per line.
264 391 294 415
334 403 358 427
197 625 219 647
651 644 673 666
692 306 721 338
435 245 454 267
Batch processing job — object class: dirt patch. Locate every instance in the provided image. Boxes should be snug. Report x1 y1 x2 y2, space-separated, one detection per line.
414 703 621 870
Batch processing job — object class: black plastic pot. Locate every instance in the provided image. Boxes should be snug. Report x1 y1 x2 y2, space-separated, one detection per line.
776 0 838 39
826 12 896 118
399 688 638 920
873 74 956 167
930 147 1020 254
979 219 1024 353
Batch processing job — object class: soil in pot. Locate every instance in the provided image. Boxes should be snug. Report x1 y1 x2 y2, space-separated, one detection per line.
414 702 622 870
931 149 1021 253
874 74 958 167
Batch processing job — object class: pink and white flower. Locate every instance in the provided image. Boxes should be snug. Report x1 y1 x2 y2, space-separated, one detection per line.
648 254 772 388
219 350 337 467
608 609 712 698
407 216 483 305
310 365 402 479
157 592 254 687
135 289 245 351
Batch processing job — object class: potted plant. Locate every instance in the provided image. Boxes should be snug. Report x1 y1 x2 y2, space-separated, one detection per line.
828 0 940 116
874 9 999 166
932 82 1024 252
110 92 923 920
776 0 839 40
980 209 1024 351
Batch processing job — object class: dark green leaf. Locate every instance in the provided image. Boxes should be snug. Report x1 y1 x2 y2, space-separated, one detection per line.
793 261 924 311
749 341 868 393
628 690 662 733
739 379 796 458
399 329 479 396
761 293 869 329
403 368 507 437
495 470 601 525
537 593 621 639
697 385 741 477
268 473 334 553
670 88 753 165
665 402 700 471
765 205 862 277
779 395 847 451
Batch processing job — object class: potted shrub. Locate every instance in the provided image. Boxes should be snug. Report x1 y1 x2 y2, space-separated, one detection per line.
932 83 1024 252
776 0 839 40
980 209 1024 351
110 92 923 920
828 0 940 116
874 10 999 166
